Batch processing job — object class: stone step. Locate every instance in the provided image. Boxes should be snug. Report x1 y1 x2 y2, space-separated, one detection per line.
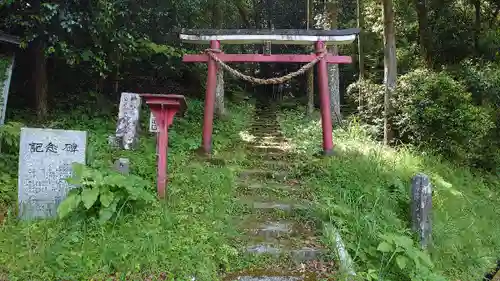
239 169 289 181
229 276 303 281
251 201 309 212
250 124 280 129
250 135 288 142
251 131 283 135
251 141 289 147
250 131 284 137
247 153 296 162
237 195 311 211
250 221 294 239
246 146 288 154
250 127 281 133
245 244 323 262
241 217 316 240
255 160 290 168
224 269 330 281
224 262 338 281
237 182 309 201
236 195 311 213
240 182 299 192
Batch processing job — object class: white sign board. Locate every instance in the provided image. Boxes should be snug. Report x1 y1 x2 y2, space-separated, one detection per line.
149 112 158 133
18 128 87 219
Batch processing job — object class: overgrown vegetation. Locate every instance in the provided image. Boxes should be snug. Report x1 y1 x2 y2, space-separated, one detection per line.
57 163 156 222
0 99 255 280
347 65 500 170
0 122 21 210
279 108 500 281
0 0 499 280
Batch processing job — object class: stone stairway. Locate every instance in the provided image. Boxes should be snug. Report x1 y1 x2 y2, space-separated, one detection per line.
224 104 336 281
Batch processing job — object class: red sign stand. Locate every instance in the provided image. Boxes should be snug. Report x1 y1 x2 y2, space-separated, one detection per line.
141 94 187 198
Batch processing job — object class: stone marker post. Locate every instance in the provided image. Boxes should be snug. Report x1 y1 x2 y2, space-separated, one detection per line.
115 92 141 150
113 158 130 175
411 173 432 249
0 55 15 126
18 128 87 220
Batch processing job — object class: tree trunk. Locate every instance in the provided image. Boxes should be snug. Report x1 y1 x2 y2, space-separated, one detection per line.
306 0 315 116
474 0 481 53
325 0 341 122
357 0 365 80
33 37 48 121
215 70 226 117
414 0 432 67
32 0 48 121
357 0 366 109
382 0 397 145
212 0 226 118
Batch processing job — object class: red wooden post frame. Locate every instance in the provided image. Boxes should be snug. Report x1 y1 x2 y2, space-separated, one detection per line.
141 94 187 198
183 40 352 155
315 41 334 154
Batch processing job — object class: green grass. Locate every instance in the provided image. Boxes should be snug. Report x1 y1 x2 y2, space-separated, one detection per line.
2 99 499 280
278 108 500 281
0 98 260 280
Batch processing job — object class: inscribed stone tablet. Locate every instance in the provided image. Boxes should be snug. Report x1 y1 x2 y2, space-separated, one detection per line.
149 112 158 133
115 92 141 150
18 128 87 219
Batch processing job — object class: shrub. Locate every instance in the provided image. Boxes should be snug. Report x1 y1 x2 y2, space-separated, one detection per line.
347 69 496 168
397 69 494 163
57 163 156 222
0 122 22 208
448 60 500 170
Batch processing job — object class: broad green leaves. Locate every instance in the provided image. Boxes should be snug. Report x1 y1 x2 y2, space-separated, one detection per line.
396 255 409 269
374 233 435 278
57 193 81 219
99 189 114 207
376 241 392 253
82 188 99 209
57 163 156 223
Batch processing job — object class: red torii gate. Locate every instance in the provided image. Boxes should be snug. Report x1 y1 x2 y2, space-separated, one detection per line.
180 28 359 155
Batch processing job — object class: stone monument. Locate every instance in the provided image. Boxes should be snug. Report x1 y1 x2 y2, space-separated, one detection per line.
115 92 141 150
17 127 87 219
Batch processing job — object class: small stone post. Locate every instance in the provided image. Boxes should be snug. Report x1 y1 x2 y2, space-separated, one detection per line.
411 173 432 249
113 158 130 175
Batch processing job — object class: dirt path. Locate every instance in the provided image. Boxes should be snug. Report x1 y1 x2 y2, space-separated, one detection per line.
224 103 337 281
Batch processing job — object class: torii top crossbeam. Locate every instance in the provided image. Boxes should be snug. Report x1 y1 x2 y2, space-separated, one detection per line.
178 28 360 45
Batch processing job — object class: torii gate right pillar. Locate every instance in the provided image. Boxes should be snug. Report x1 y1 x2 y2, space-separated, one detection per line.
316 41 334 155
